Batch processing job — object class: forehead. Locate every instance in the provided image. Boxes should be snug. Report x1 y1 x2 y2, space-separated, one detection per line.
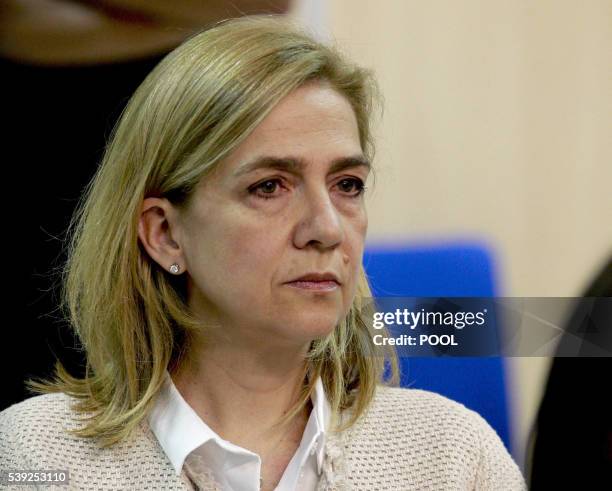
218 82 364 178
257 81 358 133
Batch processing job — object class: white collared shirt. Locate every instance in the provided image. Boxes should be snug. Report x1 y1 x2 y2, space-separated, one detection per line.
148 370 330 491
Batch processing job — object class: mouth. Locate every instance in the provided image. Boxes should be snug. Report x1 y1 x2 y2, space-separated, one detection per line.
284 272 341 292
285 280 340 291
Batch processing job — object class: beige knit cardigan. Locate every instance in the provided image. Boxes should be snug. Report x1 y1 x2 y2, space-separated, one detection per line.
0 385 526 490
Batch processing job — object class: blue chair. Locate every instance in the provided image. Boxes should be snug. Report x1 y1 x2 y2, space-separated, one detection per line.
363 241 512 449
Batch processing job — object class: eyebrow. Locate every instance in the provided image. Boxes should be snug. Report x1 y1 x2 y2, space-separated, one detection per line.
232 155 371 178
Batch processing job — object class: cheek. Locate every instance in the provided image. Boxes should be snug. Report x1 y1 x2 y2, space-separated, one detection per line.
209 216 279 282
342 214 368 295
348 211 368 257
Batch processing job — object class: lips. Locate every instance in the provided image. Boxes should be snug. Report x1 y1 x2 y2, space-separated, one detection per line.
287 272 341 284
285 272 341 291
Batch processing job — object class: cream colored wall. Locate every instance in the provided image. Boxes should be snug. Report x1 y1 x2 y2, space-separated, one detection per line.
292 0 612 475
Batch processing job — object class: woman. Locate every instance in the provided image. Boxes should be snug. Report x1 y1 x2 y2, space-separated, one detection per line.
0 16 526 490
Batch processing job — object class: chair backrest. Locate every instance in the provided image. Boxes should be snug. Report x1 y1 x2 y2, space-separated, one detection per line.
363 241 511 449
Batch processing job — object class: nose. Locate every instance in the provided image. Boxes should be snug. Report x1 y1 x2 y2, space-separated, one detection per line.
293 187 344 250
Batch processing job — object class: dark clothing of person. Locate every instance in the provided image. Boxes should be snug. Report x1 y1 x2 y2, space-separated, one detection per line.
529 258 612 489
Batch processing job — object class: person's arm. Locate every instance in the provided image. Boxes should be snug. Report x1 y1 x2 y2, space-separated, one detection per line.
80 0 290 27
0 0 194 65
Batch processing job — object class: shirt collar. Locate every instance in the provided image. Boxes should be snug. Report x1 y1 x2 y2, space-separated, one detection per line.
148 370 330 476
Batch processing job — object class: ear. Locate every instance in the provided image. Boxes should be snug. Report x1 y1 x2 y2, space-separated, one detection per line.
138 197 184 274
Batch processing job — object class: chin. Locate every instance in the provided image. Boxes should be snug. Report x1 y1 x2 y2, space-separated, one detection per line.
284 312 343 341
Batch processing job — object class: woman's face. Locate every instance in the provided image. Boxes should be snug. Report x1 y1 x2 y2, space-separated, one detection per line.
176 81 369 348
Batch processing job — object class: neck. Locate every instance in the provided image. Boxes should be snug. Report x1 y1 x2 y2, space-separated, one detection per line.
169 333 313 450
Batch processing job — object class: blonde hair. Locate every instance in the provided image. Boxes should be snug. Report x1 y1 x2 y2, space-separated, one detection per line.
27 15 399 448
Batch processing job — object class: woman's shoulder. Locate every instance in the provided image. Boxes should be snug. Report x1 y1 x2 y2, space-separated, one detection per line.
0 392 76 438
0 393 187 489
370 384 488 426
351 384 494 446
0 392 140 464
0 393 81 477
0 393 90 463
338 385 527 490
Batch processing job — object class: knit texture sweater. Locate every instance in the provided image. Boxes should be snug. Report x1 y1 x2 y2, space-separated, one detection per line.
0 386 526 490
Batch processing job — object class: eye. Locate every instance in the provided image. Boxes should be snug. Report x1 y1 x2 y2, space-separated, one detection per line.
336 177 366 197
248 178 284 200
248 177 366 201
